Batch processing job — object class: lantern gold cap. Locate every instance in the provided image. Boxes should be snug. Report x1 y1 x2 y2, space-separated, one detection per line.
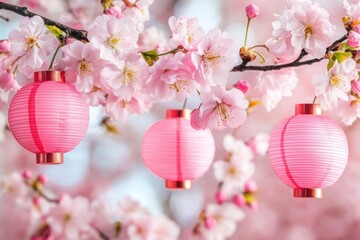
166 109 191 119
36 153 64 164
34 71 65 83
165 180 192 189
293 188 322 198
295 103 322 115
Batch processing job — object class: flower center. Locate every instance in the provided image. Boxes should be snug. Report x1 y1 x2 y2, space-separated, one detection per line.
123 67 137 85
25 36 38 50
91 86 101 92
120 99 127 108
107 33 123 49
168 79 188 92
79 59 93 75
304 23 314 39
330 75 348 91
64 213 72 223
228 166 237 175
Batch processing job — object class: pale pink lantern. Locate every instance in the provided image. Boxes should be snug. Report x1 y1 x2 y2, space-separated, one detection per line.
142 109 215 189
8 71 89 164
269 104 348 198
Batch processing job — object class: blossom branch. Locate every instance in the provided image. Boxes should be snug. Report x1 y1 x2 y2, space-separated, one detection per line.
232 34 349 72
0 1 88 41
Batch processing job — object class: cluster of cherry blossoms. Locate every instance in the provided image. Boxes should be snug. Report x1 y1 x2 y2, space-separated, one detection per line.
0 171 180 240
193 133 269 240
0 0 250 131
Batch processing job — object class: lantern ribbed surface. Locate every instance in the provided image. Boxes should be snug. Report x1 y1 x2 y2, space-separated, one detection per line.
8 71 89 164
269 104 348 198
142 109 215 189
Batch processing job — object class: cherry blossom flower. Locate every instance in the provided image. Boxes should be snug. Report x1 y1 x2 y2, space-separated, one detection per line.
343 0 360 20
85 86 107 106
46 195 94 240
117 0 154 31
147 215 180 240
88 14 138 62
256 68 299 111
247 133 270 156
266 1 335 59
265 12 299 60
61 41 105 93
102 51 149 101
168 16 205 50
336 97 360 125
191 86 249 130
146 52 196 101
137 26 168 51
191 29 237 88
213 135 255 197
286 3 336 58
348 26 360 47
245 3 260 19
105 94 148 121
313 58 358 110
197 203 245 240
8 16 59 72
348 30 360 47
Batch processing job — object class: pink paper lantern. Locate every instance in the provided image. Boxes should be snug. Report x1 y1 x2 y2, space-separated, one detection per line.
142 109 215 189
8 71 89 164
269 104 348 198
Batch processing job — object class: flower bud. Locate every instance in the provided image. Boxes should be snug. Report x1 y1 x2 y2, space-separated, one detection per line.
215 191 227 204
105 6 122 19
37 174 47 184
0 39 11 53
233 79 250 94
22 170 33 179
245 3 260 19
239 46 256 62
244 180 258 193
204 217 217 229
232 194 246 208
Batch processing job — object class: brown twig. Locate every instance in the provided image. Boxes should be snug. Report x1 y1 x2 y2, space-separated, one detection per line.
0 1 88 41
232 34 349 72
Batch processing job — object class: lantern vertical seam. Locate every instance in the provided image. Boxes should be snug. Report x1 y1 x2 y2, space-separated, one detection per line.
176 118 183 180
280 116 300 188
28 83 45 152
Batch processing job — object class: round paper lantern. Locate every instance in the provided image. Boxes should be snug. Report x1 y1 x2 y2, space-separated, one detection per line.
142 109 215 189
269 104 348 198
8 71 89 164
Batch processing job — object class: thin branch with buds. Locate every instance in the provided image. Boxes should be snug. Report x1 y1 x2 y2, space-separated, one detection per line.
232 34 349 72
0 2 351 73
0 1 88 41
0 15 9 21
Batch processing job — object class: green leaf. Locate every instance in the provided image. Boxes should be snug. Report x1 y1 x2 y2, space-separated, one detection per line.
333 51 352 63
327 55 336 70
46 25 65 40
141 49 159 66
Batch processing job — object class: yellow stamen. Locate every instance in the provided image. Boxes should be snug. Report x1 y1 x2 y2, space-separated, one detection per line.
304 23 314 39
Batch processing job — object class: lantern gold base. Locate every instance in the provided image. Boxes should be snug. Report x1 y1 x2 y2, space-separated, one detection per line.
36 153 63 164
293 188 322 198
165 180 192 189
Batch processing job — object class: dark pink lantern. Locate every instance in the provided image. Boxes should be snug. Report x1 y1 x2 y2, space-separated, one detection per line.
269 104 348 198
142 109 215 189
8 71 89 164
